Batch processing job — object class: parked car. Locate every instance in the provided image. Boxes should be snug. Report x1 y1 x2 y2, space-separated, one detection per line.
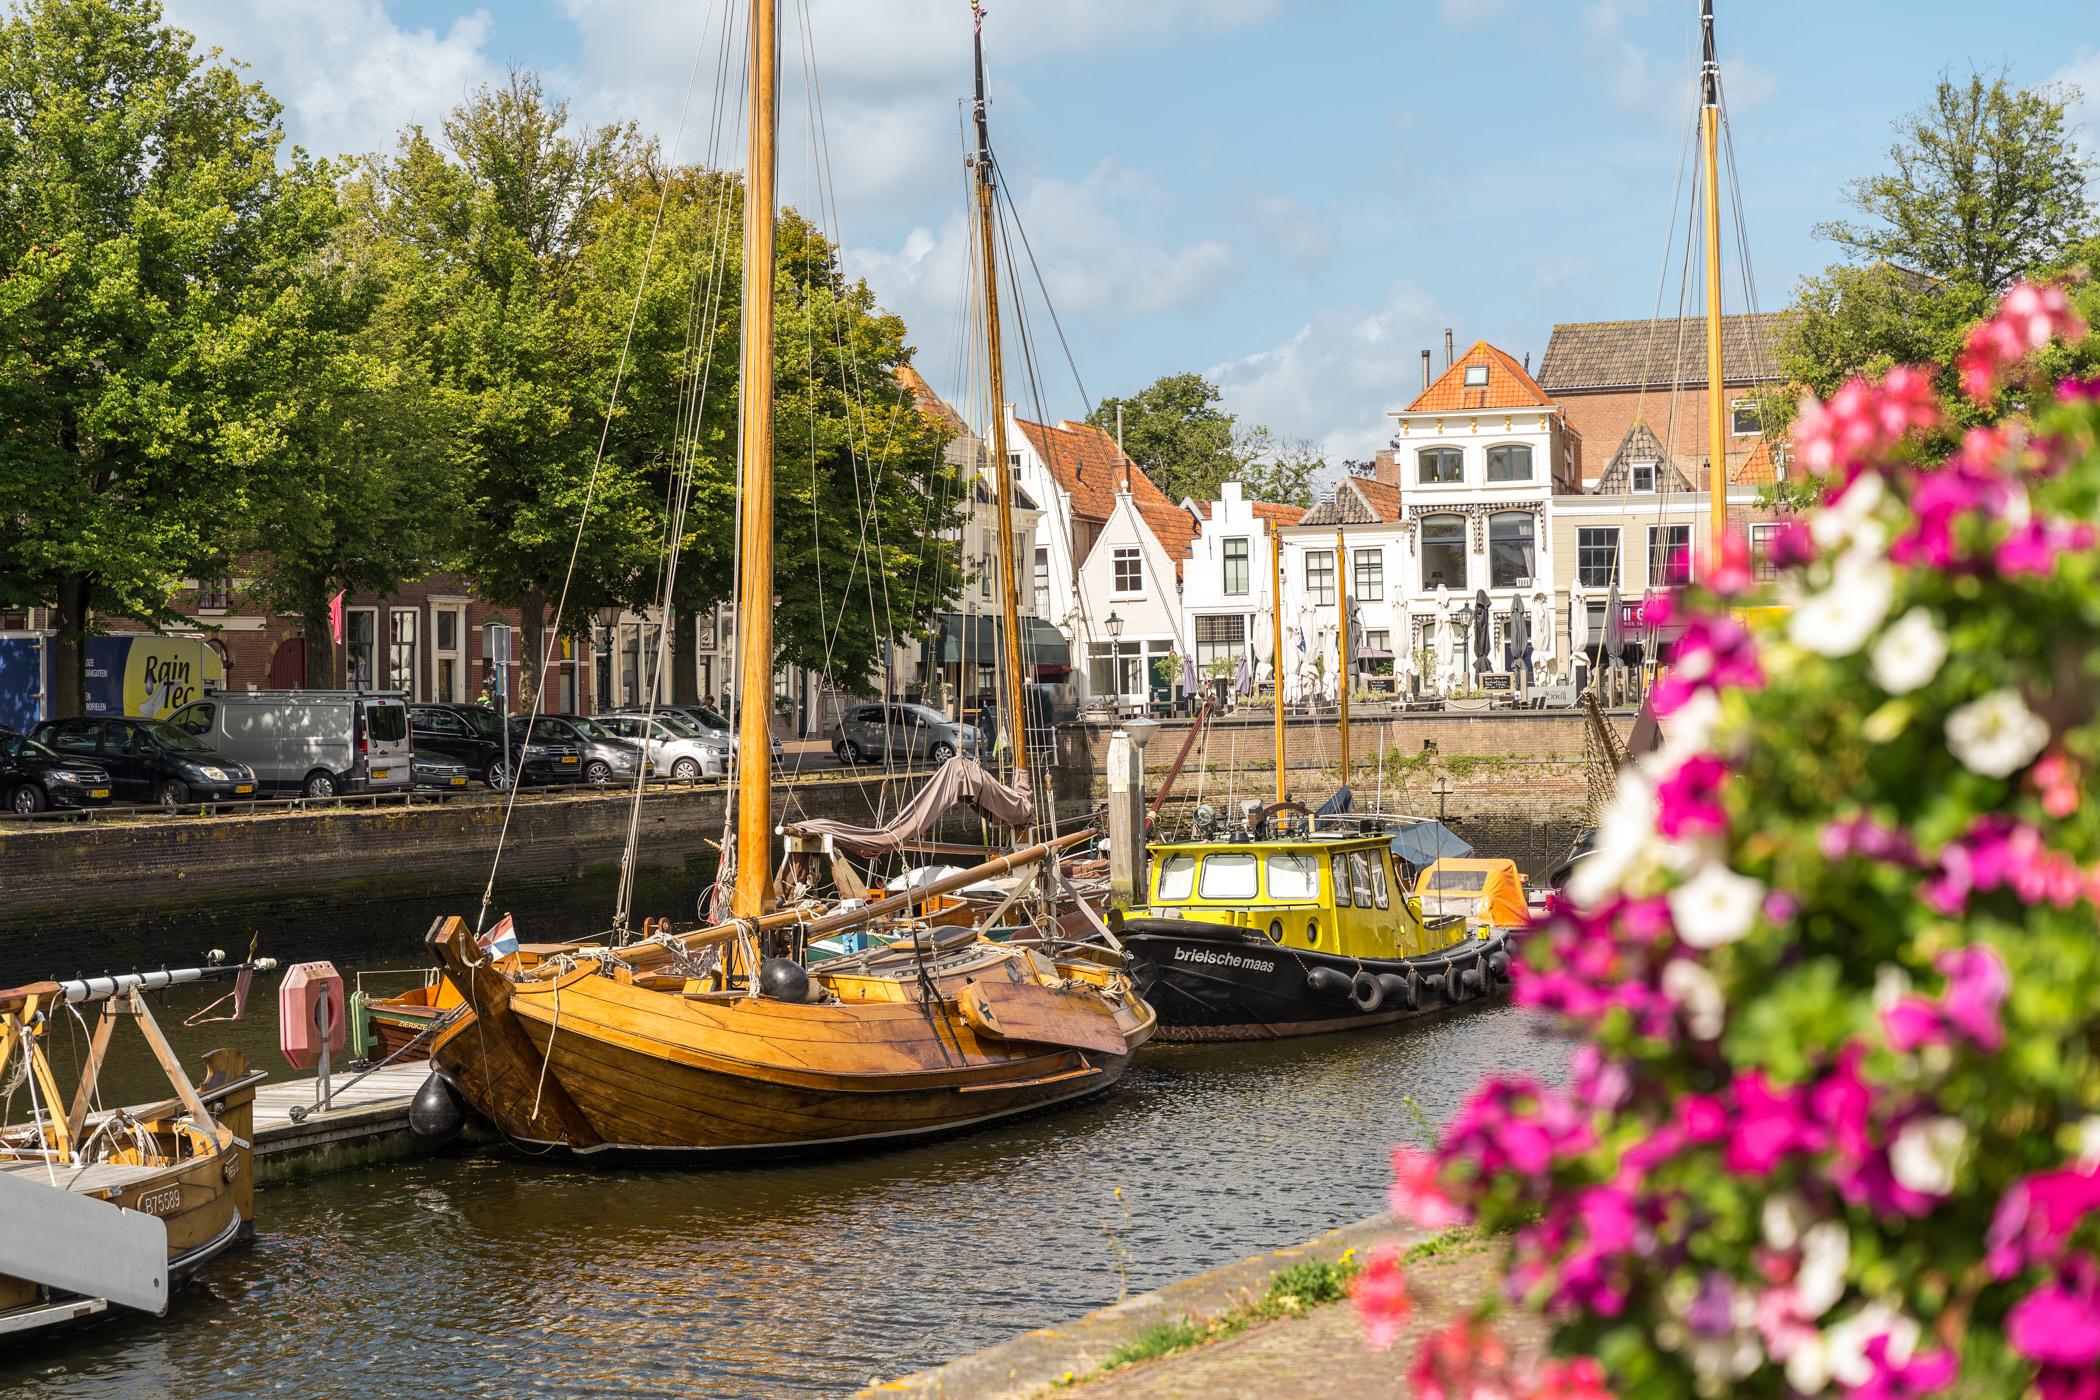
408 703 506 785
166 690 413 797
592 711 730 779
411 750 474 794
31 716 258 808
500 716 586 789
614 703 783 761
0 727 114 813
830 703 981 765
526 715 649 786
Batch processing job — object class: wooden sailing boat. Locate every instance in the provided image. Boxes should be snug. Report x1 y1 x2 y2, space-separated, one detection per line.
0 961 270 1337
421 1 1152 1158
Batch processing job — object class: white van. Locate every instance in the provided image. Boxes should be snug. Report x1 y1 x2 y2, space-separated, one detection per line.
167 690 414 797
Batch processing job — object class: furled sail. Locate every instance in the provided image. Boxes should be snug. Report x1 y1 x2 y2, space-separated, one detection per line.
785 757 1034 856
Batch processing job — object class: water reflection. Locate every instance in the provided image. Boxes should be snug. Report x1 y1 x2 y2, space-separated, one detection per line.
1 994 1568 1398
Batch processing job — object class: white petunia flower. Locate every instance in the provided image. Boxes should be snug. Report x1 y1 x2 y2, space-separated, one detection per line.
1945 687 2050 778
1640 688 1723 782
1668 861 1766 949
1810 472 1886 551
1568 769 1656 908
1762 1193 1810 1251
1822 1303 1919 1390
1660 959 1726 1039
1890 1117 1968 1198
1789 556 1895 657
2075 1116 2100 1167
1868 607 1948 695
1794 1222 1852 1317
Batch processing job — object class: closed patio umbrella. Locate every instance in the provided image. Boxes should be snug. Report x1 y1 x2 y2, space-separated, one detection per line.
1604 581 1626 669
1509 595 1532 684
1233 648 1254 697
1472 588 1492 679
1569 583 1590 682
1179 650 1200 698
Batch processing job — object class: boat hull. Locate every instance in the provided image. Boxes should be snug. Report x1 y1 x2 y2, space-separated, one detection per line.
1119 918 1509 1041
424 917 1154 1161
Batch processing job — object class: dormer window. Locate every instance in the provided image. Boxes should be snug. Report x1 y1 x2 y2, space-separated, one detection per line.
1630 460 1657 494
1463 365 1489 387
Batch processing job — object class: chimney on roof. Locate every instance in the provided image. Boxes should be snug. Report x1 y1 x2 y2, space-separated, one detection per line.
1420 349 1431 390
1444 329 1454 368
1116 402 1124 458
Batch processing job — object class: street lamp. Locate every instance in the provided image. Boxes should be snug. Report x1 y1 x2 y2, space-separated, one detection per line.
1104 611 1123 640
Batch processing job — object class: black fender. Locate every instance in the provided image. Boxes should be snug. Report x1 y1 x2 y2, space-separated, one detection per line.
1306 965 1354 1000
1348 970 1383 1014
1376 971 1418 1011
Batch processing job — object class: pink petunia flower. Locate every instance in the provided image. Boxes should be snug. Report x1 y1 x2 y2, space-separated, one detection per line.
1390 1146 1471 1230
1350 1241 1413 1351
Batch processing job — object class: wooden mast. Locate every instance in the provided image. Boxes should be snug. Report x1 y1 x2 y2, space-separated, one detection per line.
972 5 1029 785
1335 524 1351 789
1700 0 1728 561
732 0 779 919
1270 520 1286 806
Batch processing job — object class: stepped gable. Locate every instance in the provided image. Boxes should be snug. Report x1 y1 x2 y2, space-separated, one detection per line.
1594 420 1697 494
1406 341 1555 413
1015 415 1198 577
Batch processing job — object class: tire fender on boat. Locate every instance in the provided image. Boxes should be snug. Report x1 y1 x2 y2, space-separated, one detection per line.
1349 970 1383 1014
1306 966 1354 1001
1376 971 1417 1011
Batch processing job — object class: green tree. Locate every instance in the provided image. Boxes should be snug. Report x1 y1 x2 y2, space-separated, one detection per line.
1087 372 1317 507
0 0 339 713
1782 71 2100 424
359 71 662 711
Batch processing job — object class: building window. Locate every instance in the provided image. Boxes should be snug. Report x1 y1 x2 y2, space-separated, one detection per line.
1033 547 1050 615
1112 546 1143 595
1363 628 1393 677
386 608 418 697
1577 527 1621 588
1463 364 1489 387
195 577 232 612
1751 523 1781 581
1732 398 1762 436
434 605 466 703
345 608 378 689
1194 614 1245 672
1629 460 1657 494
1305 549 1336 606
1420 515 1465 591
1353 548 1383 601
1485 444 1533 482
1489 511 1535 588
1649 524 1694 586
1417 447 1463 485
1223 537 1250 596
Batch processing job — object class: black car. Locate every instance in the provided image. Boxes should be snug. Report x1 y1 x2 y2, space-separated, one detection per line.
411 750 474 794
0 728 115 813
30 716 258 808
407 703 583 789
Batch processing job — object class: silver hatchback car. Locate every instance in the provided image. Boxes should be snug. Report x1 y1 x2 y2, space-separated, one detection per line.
593 711 729 779
831 703 982 765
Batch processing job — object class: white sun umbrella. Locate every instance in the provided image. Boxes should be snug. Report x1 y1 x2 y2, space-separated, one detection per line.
1569 581 1590 683
1233 648 1254 697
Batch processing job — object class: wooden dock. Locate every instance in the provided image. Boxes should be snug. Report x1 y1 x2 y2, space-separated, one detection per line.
249 1063 448 1182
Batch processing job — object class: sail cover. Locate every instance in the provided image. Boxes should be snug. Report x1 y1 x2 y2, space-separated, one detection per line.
785 757 1035 857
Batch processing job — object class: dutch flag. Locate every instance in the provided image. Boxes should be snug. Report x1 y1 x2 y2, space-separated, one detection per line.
479 914 520 959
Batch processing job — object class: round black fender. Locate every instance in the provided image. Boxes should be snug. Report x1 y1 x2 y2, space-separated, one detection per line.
1487 949 1511 983
1349 970 1384 1014
1421 970 1446 1003
408 1072 466 1141
758 956 813 1002
1460 958 1487 997
1376 971 1418 1011
1306 965 1354 1000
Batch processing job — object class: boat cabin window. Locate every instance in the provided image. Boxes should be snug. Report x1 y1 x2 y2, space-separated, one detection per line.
1428 869 1489 891
1371 857 1391 909
1156 854 1198 902
1331 854 1352 907
1265 853 1319 901
1199 852 1259 900
1349 852 1375 907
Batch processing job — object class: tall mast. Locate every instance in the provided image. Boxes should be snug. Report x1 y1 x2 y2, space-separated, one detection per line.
1335 525 1350 789
972 5 1029 785
1700 0 1728 562
1270 521 1286 807
732 0 779 919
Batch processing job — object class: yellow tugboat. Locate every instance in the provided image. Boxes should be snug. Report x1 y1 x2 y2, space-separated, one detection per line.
1117 809 1508 1041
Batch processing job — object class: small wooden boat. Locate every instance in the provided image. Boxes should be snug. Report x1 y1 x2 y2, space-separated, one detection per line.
0 962 271 1338
1117 819 1510 1042
355 974 464 1064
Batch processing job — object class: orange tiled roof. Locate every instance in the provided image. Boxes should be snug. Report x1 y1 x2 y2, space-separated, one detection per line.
1014 414 1198 577
1732 435 1779 486
893 364 969 438
1406 341 1555 413
1349 478 1401 522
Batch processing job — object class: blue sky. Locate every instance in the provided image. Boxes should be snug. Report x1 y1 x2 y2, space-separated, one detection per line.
164 1 2100 463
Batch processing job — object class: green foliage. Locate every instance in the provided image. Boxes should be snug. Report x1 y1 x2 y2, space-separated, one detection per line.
1263 1256 1358 1307
1099 1317 1205 1371
1088 372 1319 507
0 0 340 705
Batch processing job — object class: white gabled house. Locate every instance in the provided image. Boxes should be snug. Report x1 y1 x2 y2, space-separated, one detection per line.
1180 481 1306 697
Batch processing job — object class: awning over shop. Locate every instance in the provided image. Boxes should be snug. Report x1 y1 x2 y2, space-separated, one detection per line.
933 612 1071 670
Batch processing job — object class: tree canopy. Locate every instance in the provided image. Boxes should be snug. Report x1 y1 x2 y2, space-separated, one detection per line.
1086 372 1320 507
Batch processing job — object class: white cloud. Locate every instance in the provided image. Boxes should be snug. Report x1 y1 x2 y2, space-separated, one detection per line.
1581 0 1773 119
1207 281 1452 465
2050 47 2100 156
163 1 498 160
1244 193 1335 269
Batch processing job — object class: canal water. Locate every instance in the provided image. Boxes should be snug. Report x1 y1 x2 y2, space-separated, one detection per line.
3 851 1573 1398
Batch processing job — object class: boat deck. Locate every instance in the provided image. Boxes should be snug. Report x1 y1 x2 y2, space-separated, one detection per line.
0 1159 166 1193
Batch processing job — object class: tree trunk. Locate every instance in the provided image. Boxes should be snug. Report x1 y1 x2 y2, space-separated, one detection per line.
515 585 547 716
671 605 698 706
301 584 340 690
51 573 90 718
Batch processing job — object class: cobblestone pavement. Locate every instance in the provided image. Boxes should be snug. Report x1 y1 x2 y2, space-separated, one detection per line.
1072 1243 1549 1399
